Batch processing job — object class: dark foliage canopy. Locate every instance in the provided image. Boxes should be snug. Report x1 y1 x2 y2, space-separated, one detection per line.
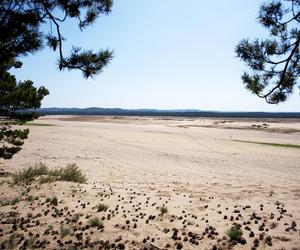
0 0 113 78
0 0 113 159
236 0 300 104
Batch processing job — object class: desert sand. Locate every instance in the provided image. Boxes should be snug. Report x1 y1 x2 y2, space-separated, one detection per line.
0 115 299 249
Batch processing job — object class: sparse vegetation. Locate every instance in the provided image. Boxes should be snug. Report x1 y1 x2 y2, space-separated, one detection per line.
13 164 48 184
71 213 81 223
160 206 168 215
13 163 87 184
96 203 108 212
60 225 71 237
0 197 20 206
234 140 300 149
25 122 54 127
50 197 58 206
0 233 18 249
226 226 243 241
46 196 58 206
26 195 38 202
88 217 102 227
44 225 53 235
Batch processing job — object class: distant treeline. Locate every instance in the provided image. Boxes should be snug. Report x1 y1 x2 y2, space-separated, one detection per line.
26 108 300 119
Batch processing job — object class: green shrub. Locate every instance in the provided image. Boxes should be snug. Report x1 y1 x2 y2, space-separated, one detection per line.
13 163 48 183
10 197 20 205
50 196 58 206
55 164 87 183
60 225 71 237
226 227 243 241
160 206 168 215
96 203 108 212
0 197 20 206
88 217 102 227
13 163 87 184
71 213 81 223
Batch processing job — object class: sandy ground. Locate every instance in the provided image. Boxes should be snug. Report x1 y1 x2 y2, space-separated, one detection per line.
0 115 299 249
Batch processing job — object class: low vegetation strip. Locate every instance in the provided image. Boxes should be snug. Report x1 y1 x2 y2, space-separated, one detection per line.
13 163 87 184
25 122 54 126
234 140 300 149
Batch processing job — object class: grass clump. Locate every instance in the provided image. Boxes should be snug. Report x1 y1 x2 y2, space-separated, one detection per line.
96 203 108 212
226 226 243 241
88 217 102 227
71 213 81 223
46 196 58 206
56 164 87 183
13 163 87 184
13 163 48 184
160 206 168 215
50 196 58 206
60 225 71 237
0 197 20 206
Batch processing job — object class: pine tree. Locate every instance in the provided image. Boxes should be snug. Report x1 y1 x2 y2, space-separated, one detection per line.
236 0 300 104
0 0 113 159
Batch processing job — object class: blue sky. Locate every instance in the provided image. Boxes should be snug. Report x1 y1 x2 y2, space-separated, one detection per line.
13 0 300 111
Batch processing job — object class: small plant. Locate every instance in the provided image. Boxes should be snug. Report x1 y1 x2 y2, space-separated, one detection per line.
160 206 168 215
71 213 81 223
44 225 53 235
0 199 10 207
96 203 108 212
26 237 36 248
60 225 71 237
46 196 58 206
226 226 243 241
88 217 102 227
56 164 87 183
26 195 34 202
10 197 20 205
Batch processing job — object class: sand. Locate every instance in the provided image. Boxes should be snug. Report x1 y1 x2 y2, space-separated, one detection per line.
0 115 299 249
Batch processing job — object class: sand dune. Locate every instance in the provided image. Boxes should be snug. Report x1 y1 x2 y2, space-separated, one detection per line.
0 116 299 249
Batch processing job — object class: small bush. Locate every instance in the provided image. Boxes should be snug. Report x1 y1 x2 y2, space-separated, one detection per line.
26 195 35 202
88 217 102 227
13 163 48 184
56 164 87 183
0 197 20 206
51 197 58 206
13 163 87 184
226 227 243 241
160 206 168 215
96 203 108 212
71 213 81 223
46 196 58 206
60 225 71 237
10 197 20 205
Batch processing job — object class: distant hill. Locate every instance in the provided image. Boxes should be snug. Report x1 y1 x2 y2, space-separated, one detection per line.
28 107 300 119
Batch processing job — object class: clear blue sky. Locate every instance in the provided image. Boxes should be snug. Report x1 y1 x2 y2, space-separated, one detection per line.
13 0 300 111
